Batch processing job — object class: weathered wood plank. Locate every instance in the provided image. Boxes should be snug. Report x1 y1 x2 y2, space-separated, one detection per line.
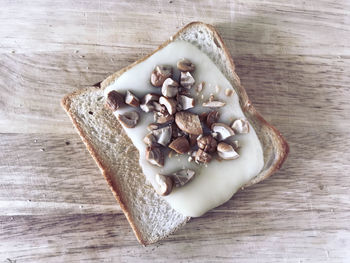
1 0 350 261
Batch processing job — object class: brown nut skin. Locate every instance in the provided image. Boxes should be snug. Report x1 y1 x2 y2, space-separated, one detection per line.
206 111 220 128
106 91 125 111
195 149 212 164
188 134 199 147
177 58 195 72
168 137 190 154
175 111 203 135
197 135 217 153
150 66 172 87
146 146 164 167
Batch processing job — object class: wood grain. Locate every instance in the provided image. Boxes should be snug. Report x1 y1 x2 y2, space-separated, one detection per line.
1 0 350 262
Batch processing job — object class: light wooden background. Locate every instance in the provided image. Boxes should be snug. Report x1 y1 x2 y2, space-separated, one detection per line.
1 0 350 262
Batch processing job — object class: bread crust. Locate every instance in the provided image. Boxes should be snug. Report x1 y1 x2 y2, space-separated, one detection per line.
61 22 288 245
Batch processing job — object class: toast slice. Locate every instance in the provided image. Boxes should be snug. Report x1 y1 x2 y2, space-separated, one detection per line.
62 22 288 245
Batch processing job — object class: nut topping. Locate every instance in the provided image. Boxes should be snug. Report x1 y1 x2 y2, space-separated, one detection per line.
151 125 172 146
177 58 195 72
117 111 139 128
197 135 217 153
168 137 190 154
180 72 195 89
211 123 235 141
106 91 125 111
150 65 172 87
140 93 160 112
206 111 220 128
154 173 173 196
146 146 164 167
125 90 140 107
217 142 239 160
195 149 212 164
188 134 199 147
147 123 162 131
203 100 226 108
170 169 195 187
159 96 177 115
162 78 179 98
154 111 174 124
175 111 203 135
177 94 195 110
225 88 234 97
143 133 158 146
231 119 250 134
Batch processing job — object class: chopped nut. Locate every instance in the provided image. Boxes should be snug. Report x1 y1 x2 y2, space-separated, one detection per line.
150 65 172 87
206 111 220 128
169 169 195 187
177 58 195 72
106 91 125 111
197 135 217 153
231 119 250 134
177 94 195 110
162 78 179 98
154 111 174 124
146 146 164 167
211 123 235 141
143 133 158 146
117 111 139 128
151 125 172 146
217 142 239 160
188 134 198 147
175 111 203 135
203 100 226 108
180 72 195 89
140 93 160 112
195 149 212 164
199 112 208 122
154 174 173 196
168 137 190 154
147 123 162 131
159 96 177 115
196 81 205 92
125 90 140 107
225 88 234 96
152 101 166 113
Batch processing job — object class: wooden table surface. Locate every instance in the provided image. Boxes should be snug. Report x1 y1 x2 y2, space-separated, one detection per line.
1 0 350 262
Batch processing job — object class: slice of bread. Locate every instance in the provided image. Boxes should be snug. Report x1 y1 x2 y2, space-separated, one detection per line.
62 22 289 245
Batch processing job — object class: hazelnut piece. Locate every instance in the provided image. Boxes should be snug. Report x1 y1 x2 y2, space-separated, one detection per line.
177 58 195 72
211 123 235 141
146 146 164 167
151 125 172 146
159 96 177 115
106 91 125 111
206 111 220 128
117 111 139 128
170 169 196 187
177 94 195 110
217 142 239 160
125 90 140 107
197 135 217 153
154 111 174 124
168 137 190 154
195 149 212 164
231 119 250 134
140 93 160 112
175 111 203 135
154 174 173 196
188 134 199 147
180 72 195 89
143 133 158 146
150 65 172 87
203 100 226 108
162 78 179 98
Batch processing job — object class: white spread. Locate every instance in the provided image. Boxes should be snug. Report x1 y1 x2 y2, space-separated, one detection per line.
104 41 264 217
